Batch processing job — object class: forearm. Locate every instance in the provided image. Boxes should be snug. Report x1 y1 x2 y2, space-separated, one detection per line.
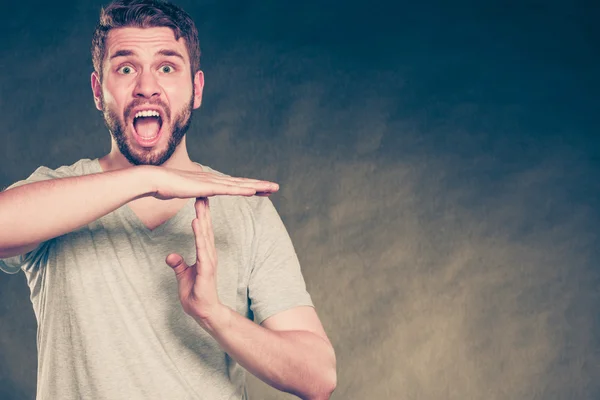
201 306 336 400
0 166 154 254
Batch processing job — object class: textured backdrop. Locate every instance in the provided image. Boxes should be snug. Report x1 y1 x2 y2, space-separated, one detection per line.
1 0 599 399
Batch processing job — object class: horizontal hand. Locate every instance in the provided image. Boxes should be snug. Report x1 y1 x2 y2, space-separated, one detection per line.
148 166 279 200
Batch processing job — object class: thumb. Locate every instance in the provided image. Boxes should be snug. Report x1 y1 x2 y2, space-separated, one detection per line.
165 253 190 278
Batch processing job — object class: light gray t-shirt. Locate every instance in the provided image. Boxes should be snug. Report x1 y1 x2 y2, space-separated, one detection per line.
0 158 313 400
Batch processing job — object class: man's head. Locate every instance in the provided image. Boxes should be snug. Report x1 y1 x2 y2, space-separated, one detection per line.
91 0 204 166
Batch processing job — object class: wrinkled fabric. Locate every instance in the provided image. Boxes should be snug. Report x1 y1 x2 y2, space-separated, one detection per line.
1 158 313 400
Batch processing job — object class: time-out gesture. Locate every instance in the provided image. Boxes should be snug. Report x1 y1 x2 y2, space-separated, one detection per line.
165 197 227 331
149 166 279 200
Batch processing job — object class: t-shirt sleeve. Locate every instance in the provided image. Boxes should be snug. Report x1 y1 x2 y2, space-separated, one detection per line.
0 166 60 274
247 198 314 325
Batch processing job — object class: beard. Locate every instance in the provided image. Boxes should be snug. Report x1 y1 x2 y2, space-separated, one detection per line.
101 92 194 166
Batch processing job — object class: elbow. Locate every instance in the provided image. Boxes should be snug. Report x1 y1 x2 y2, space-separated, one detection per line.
307 382 336 400
318 373 337 400
323 361 337 398
325 367 338 399
286 335 337 400
319 345 337 399
305 360 337 400
291 363 336 400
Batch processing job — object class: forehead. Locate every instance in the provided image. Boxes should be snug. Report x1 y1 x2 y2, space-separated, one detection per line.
105 27 189 61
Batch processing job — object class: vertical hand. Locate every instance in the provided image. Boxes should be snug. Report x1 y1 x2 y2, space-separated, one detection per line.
165 197 225 328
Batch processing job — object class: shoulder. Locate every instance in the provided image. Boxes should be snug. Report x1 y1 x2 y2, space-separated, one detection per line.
4 158 99 191
198 163 275 216
196 165 285 241
38 158 98 178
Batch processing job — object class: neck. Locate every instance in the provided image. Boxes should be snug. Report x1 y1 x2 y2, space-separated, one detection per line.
99 135 198 173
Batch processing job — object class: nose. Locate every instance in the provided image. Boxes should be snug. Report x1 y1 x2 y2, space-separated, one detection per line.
134 70 161 99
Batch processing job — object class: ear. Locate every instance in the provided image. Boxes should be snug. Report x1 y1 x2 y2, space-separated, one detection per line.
192 70 205 110
91 71 103 111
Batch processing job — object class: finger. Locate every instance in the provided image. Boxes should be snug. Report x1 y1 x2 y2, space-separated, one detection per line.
203 198 217 262
199 185 277 197
194 197 204 217
197 198 217 266
202 173 277 186
192 217 214 276
209 182 278 194
165 253 189 278
200 175 279 193
192 217 204 262
200 184 257 197
198 173 277 188
194 197 209 220
226 180 279 192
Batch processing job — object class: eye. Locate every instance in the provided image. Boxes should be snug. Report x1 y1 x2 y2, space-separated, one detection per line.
117 65 135 75
160 65 175 73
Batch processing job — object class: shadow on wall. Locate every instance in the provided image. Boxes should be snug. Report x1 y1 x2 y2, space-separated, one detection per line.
194 76 600 398
244 148 599 400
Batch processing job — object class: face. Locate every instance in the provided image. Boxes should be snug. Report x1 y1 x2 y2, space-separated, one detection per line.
91 27 204 166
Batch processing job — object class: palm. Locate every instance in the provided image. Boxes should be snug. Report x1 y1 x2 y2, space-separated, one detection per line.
165 198 221 325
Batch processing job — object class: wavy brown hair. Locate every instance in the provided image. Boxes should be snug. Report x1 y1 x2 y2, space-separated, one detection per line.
91 0 201 80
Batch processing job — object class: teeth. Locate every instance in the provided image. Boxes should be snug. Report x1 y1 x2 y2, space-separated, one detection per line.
134 110 160 119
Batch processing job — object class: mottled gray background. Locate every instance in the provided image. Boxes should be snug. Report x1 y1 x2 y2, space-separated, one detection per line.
1 0 599 399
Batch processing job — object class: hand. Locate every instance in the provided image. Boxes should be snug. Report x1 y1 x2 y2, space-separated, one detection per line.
149 166 279 200
165 197 227 330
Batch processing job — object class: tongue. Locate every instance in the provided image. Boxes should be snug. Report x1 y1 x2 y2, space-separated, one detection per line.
134 117 161 138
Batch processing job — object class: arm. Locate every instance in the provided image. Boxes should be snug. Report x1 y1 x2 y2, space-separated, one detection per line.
0 166 278 258
0 166 151 258
165 198 336 399
207 305 337 400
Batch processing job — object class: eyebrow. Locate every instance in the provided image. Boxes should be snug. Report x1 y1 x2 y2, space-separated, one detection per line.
109 49 185 61
109 49 135 60
156 49 185 61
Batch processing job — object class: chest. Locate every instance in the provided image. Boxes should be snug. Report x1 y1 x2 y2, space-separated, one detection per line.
127 197 190 231
34 206 254 323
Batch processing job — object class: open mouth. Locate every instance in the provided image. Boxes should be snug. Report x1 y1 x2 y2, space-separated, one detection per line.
132 110 163 145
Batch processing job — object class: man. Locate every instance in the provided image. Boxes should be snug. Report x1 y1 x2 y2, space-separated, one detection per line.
0 0 336 399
